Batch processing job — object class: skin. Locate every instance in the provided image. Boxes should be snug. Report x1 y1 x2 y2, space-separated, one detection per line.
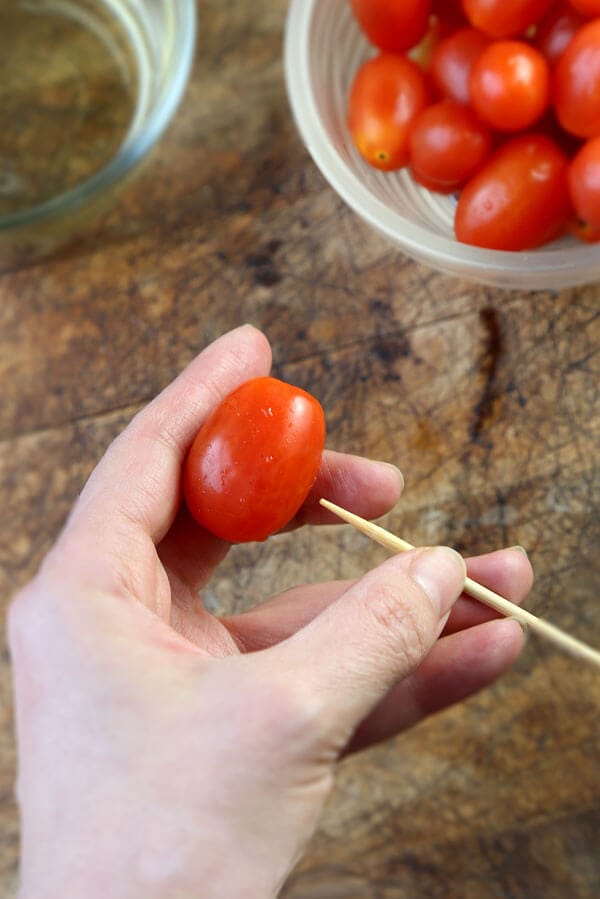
8 325 533 898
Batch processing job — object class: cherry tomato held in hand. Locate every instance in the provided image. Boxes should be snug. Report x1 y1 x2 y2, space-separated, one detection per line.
348 53 429 170
461 0 555 38
409 99 492 191
183 377 326 543
455 133 572 250
469 40 550 132
553 19 600 138
350 0 431 54
568 136 600 230
430 26 490 105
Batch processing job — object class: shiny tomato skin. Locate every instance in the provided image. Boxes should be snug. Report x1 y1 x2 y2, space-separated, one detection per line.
534 2 585 64
348 54 429 170
183 377 326 543
461 0 555 38
469 41 550 132
350 0 432 53
430 27 490 104
409 100 492 191
553 19 600 138
455 133 572 250
568 136 600 229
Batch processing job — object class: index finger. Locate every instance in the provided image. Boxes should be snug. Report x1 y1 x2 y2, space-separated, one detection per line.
65 325 272 547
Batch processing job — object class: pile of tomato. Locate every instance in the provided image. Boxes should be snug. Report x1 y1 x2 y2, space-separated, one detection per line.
347 0 600 250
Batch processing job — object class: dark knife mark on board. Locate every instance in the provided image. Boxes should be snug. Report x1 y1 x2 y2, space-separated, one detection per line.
470 306 503 442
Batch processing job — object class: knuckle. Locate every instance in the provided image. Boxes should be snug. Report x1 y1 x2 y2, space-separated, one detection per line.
366 580 433 668
367 581 406 632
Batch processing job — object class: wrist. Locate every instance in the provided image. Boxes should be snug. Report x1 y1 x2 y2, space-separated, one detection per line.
18 827 285 899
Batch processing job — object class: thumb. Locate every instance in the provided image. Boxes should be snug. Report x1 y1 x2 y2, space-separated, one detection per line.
266 547 466 749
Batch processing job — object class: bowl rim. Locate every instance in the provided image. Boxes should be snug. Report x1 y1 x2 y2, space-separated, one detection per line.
0 0 197 232
284 0 600 286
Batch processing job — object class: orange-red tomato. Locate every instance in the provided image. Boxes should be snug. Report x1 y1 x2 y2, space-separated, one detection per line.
534 2 585 64
183 377 326 543
469 40 550 132
349 0 432 53
409 99 492 191
553 19 600 138
430 26 490 104
461 0 555 38
348 54 429 170
455 133 572 249
568 136 600 229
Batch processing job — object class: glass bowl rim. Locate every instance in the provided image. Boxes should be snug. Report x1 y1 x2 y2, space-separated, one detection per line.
0 0 197 232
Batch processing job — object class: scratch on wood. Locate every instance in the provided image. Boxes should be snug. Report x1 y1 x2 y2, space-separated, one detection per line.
470 306 503 442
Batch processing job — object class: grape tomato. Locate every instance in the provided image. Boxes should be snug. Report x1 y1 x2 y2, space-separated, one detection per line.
430 27 490 105
461 0 555 39
348 54 429 170
349 0 432 53
469 41 550 132
535 2 586 64
183 377 326 543
568 136 600 229
409 99 492 191
455 133 572 250
552 19 600 138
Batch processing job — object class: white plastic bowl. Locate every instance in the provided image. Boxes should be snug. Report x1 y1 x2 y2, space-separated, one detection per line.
284 0 600 289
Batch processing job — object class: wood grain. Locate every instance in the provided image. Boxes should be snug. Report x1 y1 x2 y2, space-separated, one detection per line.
1 1 599 895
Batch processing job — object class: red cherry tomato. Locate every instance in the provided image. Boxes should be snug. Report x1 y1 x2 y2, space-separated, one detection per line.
566 0 600 15
430 26 490 104
568 136 600 229
348 54 429 170
183 377 326 543
455 133 572 249
461 0 555 38
534 2 585 64
469 40 550 132
349 0 432 53
409 99 492 191
553 19 600 138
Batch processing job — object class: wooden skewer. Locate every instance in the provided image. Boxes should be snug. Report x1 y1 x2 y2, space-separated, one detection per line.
319 497 600 670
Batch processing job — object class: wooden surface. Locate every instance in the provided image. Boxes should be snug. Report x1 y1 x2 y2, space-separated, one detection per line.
1 1 599 895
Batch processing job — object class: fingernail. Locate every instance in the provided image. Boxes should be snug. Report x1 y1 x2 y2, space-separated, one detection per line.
509 545 528 556
375 461 404 490
409 547 466 618
508 616 529 642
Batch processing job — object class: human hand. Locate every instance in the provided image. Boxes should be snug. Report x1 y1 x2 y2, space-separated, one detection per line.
8 325 533 899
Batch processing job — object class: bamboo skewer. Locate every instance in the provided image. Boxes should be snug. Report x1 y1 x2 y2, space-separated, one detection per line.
319 497 600 670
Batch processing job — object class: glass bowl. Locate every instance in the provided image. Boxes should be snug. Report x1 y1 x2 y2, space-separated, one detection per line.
0 0 196 263
284 0 600 290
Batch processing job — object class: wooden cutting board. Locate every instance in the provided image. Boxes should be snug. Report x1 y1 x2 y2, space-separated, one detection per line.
0 2 598 895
